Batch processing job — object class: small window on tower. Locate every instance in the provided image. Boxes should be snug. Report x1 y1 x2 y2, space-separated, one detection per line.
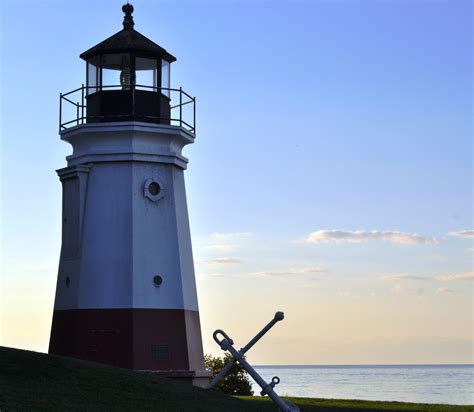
148 182 161 196
144 179 164 202
153 275 163 287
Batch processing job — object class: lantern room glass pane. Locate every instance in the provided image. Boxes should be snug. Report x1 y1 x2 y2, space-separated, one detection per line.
102 54 133 90
136 57 158 90
86 57 100 95
161 59 170 97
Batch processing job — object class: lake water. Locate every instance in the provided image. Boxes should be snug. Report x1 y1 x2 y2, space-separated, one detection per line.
252 365 473 405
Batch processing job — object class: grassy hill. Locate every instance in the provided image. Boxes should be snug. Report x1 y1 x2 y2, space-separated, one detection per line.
0 346 470 411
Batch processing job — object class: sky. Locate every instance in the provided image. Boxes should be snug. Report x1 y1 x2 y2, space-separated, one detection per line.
0 0 472 365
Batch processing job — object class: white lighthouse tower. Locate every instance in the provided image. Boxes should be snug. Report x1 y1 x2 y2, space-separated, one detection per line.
49 4 208 386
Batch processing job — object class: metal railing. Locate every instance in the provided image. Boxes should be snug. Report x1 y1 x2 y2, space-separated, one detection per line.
59 84 196 134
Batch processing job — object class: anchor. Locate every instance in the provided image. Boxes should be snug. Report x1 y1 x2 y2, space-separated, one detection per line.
208 311 300 412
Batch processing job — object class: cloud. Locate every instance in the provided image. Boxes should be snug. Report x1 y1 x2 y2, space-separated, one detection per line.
303 230 437 245
196 257 243 265
381 272 473 283
381 274 431 281
448 230 474 239
205 232 252 252
391 284 424 295
255 267 329 277
435 287 454 295
436 272 474 282
196 272 225 278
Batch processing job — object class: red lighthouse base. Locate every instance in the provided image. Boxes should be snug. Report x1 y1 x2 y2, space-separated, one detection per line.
49 308 209 386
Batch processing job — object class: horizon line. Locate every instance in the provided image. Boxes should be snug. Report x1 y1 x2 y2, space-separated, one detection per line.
254 363 474 368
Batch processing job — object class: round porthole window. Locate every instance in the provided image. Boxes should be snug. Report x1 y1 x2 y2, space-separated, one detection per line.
148 182 161 196
153 275 163 287
65 276 70 287
144 178 164 202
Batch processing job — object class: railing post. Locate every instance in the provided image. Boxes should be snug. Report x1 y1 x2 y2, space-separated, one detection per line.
81 84 84 124
157 85 159 122
179 87 183 128
193 96 196 135
76 102 80 126
59 93 62 132
132 84 135 119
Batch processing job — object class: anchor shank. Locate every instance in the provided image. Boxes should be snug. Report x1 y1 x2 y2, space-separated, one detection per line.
226 343 293 412
206 358 235 389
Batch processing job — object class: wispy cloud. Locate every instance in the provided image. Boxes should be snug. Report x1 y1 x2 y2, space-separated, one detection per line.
391 284 424 295
436 272 474 282
448 230 474 239
205 232 252 252
381 272 474 283
435 287 455 295
254 267 329 277
196 257 243 265
381 274 431 281
303 229 437 245
195 272 225 278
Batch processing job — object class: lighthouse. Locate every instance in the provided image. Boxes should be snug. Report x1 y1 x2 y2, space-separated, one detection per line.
49 4 209 386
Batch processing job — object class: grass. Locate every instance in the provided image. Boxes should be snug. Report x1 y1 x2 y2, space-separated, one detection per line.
0 346 471 411
241 396 473 411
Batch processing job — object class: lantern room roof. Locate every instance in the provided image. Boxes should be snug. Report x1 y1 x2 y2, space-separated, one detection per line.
80 3 176 63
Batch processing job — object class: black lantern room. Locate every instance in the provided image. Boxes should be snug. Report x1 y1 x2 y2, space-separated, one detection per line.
79 3 176 124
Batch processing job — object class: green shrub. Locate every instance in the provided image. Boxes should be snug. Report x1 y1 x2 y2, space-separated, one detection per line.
205 354 254 396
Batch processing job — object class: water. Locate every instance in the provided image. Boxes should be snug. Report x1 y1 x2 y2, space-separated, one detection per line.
252 365 473 405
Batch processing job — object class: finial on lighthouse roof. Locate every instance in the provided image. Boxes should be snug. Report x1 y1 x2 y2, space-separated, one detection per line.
122 3 134 30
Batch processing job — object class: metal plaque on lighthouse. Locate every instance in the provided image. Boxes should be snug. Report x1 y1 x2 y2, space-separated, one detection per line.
49 4 209 386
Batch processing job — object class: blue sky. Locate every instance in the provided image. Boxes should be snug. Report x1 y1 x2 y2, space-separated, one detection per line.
1 0 472 364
